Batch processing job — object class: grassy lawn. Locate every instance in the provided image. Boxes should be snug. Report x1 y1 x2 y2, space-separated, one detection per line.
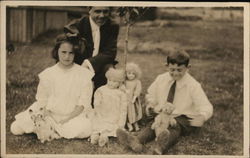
5 18 243 155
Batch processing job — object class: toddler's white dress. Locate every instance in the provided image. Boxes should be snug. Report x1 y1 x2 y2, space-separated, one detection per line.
12 63 94 139
93 85 127 137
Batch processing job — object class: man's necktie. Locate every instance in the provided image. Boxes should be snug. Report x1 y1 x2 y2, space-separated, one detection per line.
167 80 176 103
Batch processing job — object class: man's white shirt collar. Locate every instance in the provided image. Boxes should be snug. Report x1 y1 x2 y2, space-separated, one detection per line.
89 16 100 31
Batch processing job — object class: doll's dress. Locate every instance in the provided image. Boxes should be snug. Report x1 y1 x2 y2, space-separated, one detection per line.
13 63 94 139
126 79 143 124
93 85 127 137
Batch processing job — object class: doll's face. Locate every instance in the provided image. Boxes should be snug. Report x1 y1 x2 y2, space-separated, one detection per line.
126 71 136 80
107 79 120 89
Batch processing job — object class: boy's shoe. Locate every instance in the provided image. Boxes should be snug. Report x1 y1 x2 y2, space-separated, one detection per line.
116 128 143 153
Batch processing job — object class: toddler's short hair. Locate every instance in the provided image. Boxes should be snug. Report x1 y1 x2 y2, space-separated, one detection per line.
105 68 125 82
166 49 190 67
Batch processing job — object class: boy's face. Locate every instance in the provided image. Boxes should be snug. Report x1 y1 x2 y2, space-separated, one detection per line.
167 63 189 81
89 7 110 26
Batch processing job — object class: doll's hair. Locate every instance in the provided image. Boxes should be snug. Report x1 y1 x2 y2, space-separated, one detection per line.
51 34 83 63
166 49 190 67
126 62 142 79
105 68 125 82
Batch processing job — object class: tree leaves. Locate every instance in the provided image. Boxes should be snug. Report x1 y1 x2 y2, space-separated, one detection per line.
117 7 149 24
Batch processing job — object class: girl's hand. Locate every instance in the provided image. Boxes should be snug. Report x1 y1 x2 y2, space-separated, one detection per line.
44 110 52 117
59 118 70 124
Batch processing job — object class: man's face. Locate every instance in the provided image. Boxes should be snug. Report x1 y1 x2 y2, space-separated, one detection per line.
89 7 110 26
167 63 188 81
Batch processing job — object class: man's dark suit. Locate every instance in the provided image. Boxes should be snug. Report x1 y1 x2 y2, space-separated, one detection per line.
64 16 119 89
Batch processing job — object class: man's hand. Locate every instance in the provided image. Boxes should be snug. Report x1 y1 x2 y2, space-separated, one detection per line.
188 114 206 127
81 61 90 69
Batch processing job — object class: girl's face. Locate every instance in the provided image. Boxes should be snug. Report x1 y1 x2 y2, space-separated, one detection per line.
107 79 120 89
58 42 74 68
126 71 136 80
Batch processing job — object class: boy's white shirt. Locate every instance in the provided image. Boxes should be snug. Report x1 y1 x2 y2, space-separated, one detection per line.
146 72 213 123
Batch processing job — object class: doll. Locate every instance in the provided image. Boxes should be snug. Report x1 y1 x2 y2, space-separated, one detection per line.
125 63 143 132
151 103 176 141
29 106 60 143
90 68 127 147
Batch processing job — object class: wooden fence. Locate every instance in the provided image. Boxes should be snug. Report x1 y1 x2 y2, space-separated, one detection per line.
6 6 87 43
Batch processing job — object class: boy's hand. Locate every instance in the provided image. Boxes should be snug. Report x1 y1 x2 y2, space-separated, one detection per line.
188 114 206 127
146 106 157 116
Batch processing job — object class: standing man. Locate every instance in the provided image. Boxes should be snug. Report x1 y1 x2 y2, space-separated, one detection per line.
64 7 119 90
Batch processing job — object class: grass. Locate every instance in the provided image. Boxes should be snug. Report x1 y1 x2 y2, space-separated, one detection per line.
5 18 243 155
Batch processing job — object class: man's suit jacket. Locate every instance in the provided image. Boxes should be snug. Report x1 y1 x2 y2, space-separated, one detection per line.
64 16 119 75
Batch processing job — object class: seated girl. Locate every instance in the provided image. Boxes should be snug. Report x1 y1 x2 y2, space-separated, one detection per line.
10 34 94 142
90 68 127 147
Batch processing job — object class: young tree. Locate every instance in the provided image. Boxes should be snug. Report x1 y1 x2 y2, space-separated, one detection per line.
117 7 149 69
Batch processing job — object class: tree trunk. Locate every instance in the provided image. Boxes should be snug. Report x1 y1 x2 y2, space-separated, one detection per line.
124 23 130 70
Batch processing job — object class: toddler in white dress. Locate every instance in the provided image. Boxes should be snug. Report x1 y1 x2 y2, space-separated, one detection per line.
90 68 127 147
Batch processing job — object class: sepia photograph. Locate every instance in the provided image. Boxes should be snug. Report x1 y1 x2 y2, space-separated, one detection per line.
1 1 249 157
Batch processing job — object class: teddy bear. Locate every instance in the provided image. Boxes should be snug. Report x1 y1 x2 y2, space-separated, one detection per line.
151 103 176 141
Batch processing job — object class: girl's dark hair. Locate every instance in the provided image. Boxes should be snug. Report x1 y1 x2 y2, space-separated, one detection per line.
51 34 85 63
166 49 190 67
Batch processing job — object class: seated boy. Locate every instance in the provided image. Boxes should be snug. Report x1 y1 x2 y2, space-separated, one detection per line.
116 49 213 154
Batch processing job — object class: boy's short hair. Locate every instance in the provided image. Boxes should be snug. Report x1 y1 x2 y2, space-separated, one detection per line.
166 49 190 66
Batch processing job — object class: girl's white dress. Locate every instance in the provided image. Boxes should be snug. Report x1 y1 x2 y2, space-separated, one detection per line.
13 63 94 139
93 85 127 137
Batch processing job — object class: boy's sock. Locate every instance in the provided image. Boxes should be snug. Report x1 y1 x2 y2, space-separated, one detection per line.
116 128 143 153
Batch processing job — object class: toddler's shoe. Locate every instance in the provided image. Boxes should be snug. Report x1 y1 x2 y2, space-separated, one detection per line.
116 128 143 153
98 134 109 147
90 133 99 145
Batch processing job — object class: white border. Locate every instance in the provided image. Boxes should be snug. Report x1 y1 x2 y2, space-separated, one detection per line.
1 1 249 158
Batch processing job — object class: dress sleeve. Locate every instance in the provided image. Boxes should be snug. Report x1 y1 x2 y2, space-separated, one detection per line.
118 91 128 128
35 70 50 107
77 69 94 109
191 83 213 121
